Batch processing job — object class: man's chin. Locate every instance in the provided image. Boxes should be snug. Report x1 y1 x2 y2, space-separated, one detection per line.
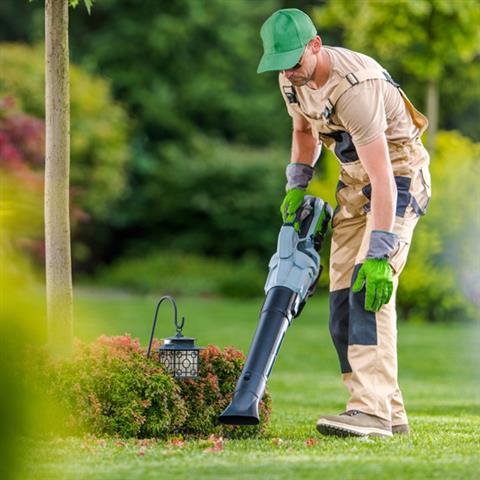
290 78 308 87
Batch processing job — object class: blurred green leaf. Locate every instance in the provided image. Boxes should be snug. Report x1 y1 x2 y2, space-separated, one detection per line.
69 0 94 14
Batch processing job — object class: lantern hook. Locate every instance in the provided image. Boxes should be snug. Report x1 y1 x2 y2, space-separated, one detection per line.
147 295 178 358
175 316 185 336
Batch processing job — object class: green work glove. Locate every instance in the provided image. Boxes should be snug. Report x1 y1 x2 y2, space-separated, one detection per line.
280 188 305 230
352 258 393 312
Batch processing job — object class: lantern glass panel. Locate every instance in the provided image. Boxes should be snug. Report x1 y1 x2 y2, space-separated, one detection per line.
188 350 199 377
173 350 199 378
159 350 175 374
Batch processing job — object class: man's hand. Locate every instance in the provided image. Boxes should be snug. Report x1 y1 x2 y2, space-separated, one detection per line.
280 188 305 229
352 258 393 312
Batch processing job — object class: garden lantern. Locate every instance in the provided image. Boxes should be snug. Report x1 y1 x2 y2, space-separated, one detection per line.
146 295 204 379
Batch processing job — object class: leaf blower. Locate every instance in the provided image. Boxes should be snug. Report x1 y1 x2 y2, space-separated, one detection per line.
219 195 332 425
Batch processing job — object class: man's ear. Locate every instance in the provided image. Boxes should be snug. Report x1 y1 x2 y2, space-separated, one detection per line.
310 35 322 54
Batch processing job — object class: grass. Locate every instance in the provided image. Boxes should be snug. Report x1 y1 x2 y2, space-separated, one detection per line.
22 288 480 480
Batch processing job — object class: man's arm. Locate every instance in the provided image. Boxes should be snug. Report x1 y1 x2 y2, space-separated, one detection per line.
281 112 321 227
356 133 396 231
351 132 398 312
291 111 321 166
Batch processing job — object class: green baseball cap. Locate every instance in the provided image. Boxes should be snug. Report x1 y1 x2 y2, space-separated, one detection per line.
257 9 317 74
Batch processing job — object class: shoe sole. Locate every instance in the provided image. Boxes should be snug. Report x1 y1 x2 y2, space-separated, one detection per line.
392 426 410 435
316 419 393 438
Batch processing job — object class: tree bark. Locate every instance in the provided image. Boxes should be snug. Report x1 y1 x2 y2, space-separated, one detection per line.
426 77 439 156
45 0 73 355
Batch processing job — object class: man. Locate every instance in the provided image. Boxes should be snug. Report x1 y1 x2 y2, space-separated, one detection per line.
257 8 431 437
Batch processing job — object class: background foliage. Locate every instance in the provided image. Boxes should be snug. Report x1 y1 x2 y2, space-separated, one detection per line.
398 132 480 322
0 43 130 264
1 0 478 321
315 0 480 91
314 0 480 152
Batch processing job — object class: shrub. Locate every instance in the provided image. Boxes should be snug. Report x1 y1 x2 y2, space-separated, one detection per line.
177 345 272 439
0 96 86 261
41 335 271 439
217 256 267 298
397 131 479 322
95 251 266 298
45 336 186 438
114 137 287 261
0 43 130 265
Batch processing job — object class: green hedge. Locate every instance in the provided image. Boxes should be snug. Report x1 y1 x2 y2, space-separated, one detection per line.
95 251 266 298
397 132 479 322
113 137 288 261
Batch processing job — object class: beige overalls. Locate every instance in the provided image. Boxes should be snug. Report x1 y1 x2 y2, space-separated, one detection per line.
279 47 431 423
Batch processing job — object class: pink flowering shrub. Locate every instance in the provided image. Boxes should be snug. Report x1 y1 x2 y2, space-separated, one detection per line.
177 344 272 439
0 96 45 173
0 96 88 261
43 336 271 439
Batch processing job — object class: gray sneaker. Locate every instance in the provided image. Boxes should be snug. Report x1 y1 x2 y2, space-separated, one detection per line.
316 410 392 437
392 424 410 434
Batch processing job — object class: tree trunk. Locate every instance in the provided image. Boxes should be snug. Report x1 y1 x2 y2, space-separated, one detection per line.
426 77 439 156
45 0 73 356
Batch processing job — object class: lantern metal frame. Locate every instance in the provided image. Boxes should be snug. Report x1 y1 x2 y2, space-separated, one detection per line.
146 295 203 379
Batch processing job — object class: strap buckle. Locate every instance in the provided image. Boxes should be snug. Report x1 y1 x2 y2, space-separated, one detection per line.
345 72 359 86
322 98 334 123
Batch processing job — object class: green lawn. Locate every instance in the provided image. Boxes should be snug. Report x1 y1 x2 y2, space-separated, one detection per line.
23 288 480 480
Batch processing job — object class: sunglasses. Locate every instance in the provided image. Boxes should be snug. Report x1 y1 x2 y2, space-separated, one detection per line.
288 45 308 71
